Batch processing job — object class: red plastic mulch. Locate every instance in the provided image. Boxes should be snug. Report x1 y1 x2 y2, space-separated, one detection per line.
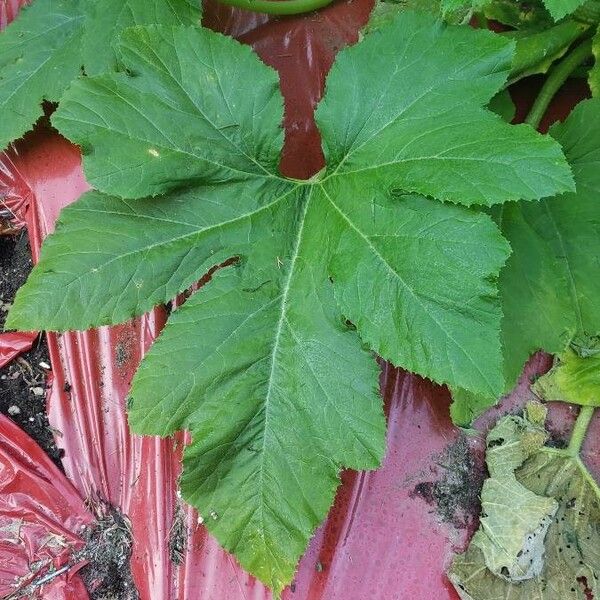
0 332 37 369
0 412 92 599
1 1 600 599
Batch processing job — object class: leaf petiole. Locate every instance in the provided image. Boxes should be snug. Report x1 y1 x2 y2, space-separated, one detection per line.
215 0 335 15
525 38 593 128
568 404 595 455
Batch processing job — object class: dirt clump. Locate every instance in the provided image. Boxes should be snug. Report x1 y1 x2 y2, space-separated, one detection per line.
411 435 487 531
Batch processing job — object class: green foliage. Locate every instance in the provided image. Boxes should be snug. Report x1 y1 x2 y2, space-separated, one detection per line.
543 0 588 20
0 0 201 151
363 0 441 32
5 12 577 591
81 0 201 75
488 89 516 121
498 98 600 389
0 0 84 151
451 98 600 422
534 347 600 406
508 20 588 84
484 0 554 30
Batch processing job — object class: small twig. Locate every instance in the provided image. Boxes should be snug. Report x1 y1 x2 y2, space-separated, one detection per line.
4 562 76 600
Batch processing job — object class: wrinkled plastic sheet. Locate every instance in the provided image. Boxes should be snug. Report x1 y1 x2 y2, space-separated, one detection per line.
0 0 27 30
1 1 600 599
0 413 92 598
0 332 37 369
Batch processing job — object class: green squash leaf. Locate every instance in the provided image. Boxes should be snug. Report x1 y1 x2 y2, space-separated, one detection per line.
81 0 201 76
534 347 600 406
450 409 600 598
129 200 387 591
0 0 84 151
319 177 510 397
498 97 600 390
0 0 201 151
452 97 600 425
52 25 283 199
315 14 573 207
7 14 576 592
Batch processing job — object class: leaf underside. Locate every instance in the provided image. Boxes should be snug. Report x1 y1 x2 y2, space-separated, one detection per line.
7 13 575 592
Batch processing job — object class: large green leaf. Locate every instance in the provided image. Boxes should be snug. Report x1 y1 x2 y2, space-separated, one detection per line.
0 0 84 151
129 190 387 590
315 13 573 207
81 0 201 76
7 14 575 592
451 98 600 425
319 177 509 397
6 180 296 329
0 0 201 151
498 98 600 388
53 25 283 198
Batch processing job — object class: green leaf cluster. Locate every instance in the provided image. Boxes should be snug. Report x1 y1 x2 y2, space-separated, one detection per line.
2 3 600 593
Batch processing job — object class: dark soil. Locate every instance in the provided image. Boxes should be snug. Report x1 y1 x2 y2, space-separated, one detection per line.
0 232 63 466
1 231 139 599
78 507 140 600
411 435 487 531
0 232 30 331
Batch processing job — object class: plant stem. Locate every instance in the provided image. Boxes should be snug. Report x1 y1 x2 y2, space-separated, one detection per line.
215 0 335 15
568 405 595 455
524 38 593 129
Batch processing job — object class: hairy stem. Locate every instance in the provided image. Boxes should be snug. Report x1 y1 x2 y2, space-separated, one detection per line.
525 38 593 129
568 405 595 455
215 0 335 15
